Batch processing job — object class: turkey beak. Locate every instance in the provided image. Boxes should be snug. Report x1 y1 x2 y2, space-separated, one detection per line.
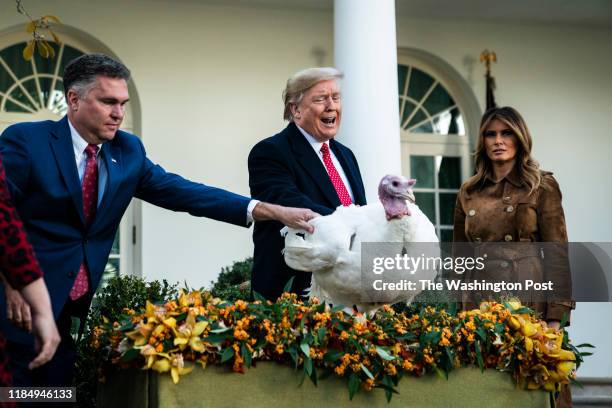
397 190 416 204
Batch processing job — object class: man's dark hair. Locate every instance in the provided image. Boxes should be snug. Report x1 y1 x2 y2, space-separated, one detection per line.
63 53 131 97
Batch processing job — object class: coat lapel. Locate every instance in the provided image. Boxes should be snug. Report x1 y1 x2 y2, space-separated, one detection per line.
49 117 85 225
287 124 341 208
94 140 123 226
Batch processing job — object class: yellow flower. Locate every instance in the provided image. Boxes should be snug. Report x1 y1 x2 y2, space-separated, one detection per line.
172 313 208 352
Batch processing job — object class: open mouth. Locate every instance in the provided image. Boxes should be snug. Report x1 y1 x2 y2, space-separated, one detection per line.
321 116 336 126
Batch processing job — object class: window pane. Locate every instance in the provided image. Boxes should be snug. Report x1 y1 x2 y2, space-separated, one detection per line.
439 193 457 225
414 192 435 222
410 156 434 188
397 64 408 96
407 68 434 102
423 83 454 117
0 43 33 79
407 107 428 129
7 87 36 112
438 157 461 189
97 258 119 294
410 121 434 134
440 229 453 243
111 231 120 254
401 100 416 127
59 45 84 75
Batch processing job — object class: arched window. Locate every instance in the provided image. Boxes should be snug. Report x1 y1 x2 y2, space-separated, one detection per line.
0 42 83 116
398 49 480 242
0 36 140 286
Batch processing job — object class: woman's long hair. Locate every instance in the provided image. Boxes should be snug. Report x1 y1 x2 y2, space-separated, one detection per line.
463 106 547 196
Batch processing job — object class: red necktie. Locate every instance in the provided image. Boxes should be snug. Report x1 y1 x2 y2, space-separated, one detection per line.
320 143 352 206
70 144 98 300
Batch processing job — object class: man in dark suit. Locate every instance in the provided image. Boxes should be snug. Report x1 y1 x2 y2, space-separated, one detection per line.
0 53 317 387
249 67 367 301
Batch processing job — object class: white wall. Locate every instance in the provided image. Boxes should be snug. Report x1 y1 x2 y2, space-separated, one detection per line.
1 0 610 377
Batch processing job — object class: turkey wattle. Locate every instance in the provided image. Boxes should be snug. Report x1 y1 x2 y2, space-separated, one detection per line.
282 175 439 314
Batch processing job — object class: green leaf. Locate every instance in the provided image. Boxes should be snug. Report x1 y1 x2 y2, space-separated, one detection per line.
288 345 299 369
202 333 231 344
300 341 311 358
475 342 484 371
361 363 374 380
317 327 326 344
348 372 360 400
433 366 447 380
331 304 347 313
120 347 139 363
559 312 569 329
310 365 318 386
220 347 235 363
324 350 344 363
376 346 396 361
569 377 583 388
576 343 596 348
304 357 313 377
241 344 252 368
209 327 232 333
283 276 295 294
252 291 267 303
476 327 487 342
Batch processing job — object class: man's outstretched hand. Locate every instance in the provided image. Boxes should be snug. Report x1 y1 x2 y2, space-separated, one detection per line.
252 202 318 233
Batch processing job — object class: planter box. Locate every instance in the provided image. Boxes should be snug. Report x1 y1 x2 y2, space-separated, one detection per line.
97 363 550 408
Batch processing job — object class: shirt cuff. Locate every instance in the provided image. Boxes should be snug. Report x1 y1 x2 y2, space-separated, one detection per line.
246 199 260 226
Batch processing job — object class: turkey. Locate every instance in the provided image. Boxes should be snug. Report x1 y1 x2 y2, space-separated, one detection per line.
282 175 439 314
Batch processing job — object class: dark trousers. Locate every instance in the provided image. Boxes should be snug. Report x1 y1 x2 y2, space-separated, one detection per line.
7 297 88 388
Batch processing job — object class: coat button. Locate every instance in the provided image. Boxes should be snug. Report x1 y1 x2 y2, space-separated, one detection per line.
504 234 513 242
501 261 509 268
506 205 514 213
503 196 511 203
474 237 482 243
468 209 476 216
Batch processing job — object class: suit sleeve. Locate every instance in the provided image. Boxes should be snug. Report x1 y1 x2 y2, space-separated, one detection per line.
0 156 42 290
0 125 32 205
134 140 251 228
248 140 333 216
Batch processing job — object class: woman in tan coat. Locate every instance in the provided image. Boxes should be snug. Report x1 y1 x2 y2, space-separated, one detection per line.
453 106 573 325
453 106 574 406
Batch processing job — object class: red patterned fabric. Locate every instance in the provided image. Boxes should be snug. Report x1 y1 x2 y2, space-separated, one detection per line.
320 143 352 206
69 144 98 300
0 156 43 404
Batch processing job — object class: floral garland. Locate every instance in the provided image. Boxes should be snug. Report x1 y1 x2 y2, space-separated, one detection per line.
94 291 590 401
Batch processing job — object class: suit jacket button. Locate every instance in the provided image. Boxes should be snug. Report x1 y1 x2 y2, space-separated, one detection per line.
504 234 513 242
468 209 476 216
501 261 509 268
506 205 514 213
474 237 482 243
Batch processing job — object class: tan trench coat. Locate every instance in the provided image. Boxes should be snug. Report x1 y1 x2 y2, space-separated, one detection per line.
453 169 574 323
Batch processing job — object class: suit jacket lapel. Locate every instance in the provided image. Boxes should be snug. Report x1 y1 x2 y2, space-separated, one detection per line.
330 140 367 205
287 123 341 208
49 117 85 225
94 140 123 226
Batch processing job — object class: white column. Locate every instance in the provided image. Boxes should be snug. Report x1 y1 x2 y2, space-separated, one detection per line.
334 0 402 203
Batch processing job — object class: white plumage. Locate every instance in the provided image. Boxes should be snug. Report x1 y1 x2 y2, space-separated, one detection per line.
283 175 439 314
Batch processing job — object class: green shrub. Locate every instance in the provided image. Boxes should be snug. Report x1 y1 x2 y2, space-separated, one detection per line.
209 257 252 301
